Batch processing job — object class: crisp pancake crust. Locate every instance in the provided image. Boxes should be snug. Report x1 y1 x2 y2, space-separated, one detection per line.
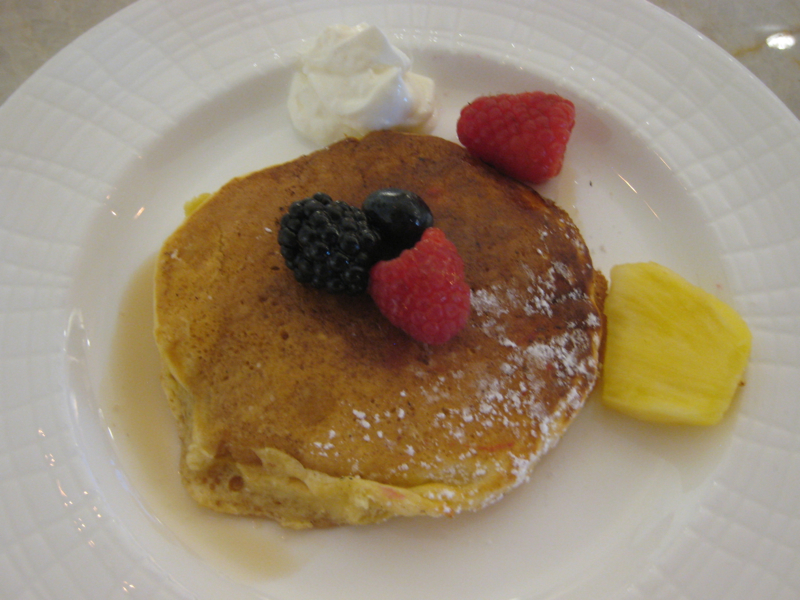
154 131 606 528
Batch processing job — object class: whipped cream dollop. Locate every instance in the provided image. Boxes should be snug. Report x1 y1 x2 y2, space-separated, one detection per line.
287 24 435 146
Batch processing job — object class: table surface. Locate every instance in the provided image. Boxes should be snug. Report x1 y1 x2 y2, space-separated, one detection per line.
1 0 799 117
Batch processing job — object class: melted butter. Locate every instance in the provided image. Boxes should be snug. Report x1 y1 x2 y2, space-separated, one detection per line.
100 254 301 582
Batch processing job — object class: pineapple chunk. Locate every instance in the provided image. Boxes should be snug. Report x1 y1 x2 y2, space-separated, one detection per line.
184 192 212 217
602 262 751 425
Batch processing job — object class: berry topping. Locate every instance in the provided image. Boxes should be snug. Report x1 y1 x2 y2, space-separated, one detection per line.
368 227 471 345
456 91 575 183
363 188 434 260
279 193 380 295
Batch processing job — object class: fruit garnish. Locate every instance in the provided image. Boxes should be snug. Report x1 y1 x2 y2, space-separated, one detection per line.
278 192 380 295
368 227 471 345
456 91 575 183
279 190 470 345
601 262 752 426
363 188 434 260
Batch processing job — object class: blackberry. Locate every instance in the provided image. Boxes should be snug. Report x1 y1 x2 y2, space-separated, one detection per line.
362 188 433 260
278 193 381 295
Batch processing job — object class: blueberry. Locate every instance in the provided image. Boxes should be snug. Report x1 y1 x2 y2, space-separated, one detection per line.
362 188 433 260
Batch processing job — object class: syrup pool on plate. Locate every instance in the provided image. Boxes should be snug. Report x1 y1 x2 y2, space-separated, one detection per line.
98 255 300 582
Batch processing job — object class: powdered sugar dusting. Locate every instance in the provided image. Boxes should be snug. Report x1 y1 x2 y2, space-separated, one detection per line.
373 260 602 485
302 250 603 504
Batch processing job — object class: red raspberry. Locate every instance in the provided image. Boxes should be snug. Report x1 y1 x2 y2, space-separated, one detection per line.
456 91 575 183
369 227 471 345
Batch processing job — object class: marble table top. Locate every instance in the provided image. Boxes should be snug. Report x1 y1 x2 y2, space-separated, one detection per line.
1 0 798 118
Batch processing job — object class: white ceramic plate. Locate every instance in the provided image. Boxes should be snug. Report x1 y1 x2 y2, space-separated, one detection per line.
2 0 799 598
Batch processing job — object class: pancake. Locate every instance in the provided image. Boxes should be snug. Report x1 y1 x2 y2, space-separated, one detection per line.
154 131 606 528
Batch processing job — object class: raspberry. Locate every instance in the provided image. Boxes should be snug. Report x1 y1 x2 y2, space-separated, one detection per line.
456 91 575 183
369 227 471 345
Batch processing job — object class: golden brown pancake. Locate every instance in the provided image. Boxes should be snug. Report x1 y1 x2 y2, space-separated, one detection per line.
154 131 606 528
